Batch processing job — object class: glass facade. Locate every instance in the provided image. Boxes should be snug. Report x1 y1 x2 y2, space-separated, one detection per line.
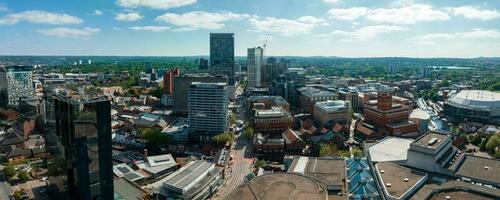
44 93 113 200
210 33 235 86
0 66 34 107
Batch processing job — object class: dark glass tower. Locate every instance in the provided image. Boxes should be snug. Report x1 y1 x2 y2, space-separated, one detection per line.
44 92 113 200
210 33 235 86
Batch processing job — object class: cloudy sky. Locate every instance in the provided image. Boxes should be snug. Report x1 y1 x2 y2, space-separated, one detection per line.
1 0 500 57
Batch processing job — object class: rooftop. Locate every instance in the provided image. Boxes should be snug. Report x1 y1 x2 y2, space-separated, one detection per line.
226 173 327 200
298 87 336 98
447 90 500 110
412 131 449 150
375 162 427 199
409 108 431 120
368 137 414 162
162 160 214 193
455 155 500 186
113 177 149 200
410 180 500 200
135 154 177 175
315 100 349 111
288 156 345 191
255 106 291 118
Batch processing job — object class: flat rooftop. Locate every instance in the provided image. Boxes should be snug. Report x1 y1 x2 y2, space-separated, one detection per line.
288 157 345 191
412 131 449 149
410 180 500 200
114 178 148 200
163 160 213 192
368 137 414 162
226 173 327 200
375 162 427 199
455 156 500 185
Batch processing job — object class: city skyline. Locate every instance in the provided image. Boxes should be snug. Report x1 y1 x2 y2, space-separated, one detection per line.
0 0 500 57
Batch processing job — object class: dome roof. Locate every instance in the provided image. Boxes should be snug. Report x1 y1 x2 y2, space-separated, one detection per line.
447 90 500 110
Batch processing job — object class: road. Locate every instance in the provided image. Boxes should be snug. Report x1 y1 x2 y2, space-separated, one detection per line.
348 118 358 158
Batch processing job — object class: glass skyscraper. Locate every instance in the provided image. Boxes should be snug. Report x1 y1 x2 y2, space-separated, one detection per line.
0 66 34 107
210 33 235 86
247 47 264 88
43 92 113 200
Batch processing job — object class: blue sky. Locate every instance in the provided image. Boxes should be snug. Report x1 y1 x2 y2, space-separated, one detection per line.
1 0 500 57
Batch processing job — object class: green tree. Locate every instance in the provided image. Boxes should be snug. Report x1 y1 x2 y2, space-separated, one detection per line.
211 132 235 145
230 113 237 125
255 160 267 168
18 171 29 183
127 88 140 97
148 87 163 98
352 148 363 158
3 166 16 177
319 144 337 157
243 127 254 138
139 128 169 147
486 134 500 151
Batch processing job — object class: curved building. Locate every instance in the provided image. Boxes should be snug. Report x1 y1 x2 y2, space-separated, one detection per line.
226 173 328 200
410 108 431 134
443 90 500 124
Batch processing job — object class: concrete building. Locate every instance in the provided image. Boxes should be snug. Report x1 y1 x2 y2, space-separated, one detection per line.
162 118 189 144
286 156 345 194
443 90 500 124
314 100 352 126
297 87 337 114
410 180 499 200
247 47 264 88
160 160 223 200
409 108 430 134
374 162 427 200
188 82 228 139
210 33 235 86
253 106 293 135
173 74 227 114
0 66 34 107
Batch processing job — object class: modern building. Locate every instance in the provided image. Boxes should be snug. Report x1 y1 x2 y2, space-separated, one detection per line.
163 68 180 95
188 82 228 139
363 92 418 138
409 108 430 134
43 92 113 200
172 74 227 114
252 106 293 135
271 73 305 109
160 160 224 200
227 173 328 200
297 87 337 114
443 90 500 124
421 66 433 78
261 57 280 87
0 66 34 107
314 100 352 126
198 58 208 70
247 47 264 88
374 162 427 200
210 33 235 86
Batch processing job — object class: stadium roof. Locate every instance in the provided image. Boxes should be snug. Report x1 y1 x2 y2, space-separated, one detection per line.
447 90 500 110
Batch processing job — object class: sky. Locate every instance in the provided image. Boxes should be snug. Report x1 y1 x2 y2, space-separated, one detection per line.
1 0 500 57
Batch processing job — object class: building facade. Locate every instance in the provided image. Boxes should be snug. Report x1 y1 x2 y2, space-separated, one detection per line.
0 66 34 107
188 82 228 139
261 57 280 88
314 100 352 126
247 47 264 88
163 68 180 95
43 92 113 200
210 33 235 86
173 74 227 114
298 87 337 114
443 90 500 124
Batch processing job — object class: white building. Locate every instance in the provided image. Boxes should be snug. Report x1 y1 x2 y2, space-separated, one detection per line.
313 100 352 126
188 82 228 138
0 66 34 107
247 47 263 88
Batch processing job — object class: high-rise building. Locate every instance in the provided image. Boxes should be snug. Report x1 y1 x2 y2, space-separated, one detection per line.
173 74 227 114
389 65 397 74
188 82 228 140
0 66 34 107
421 66 433 78
163 68 180 95
43 92 113 200
198 58 209 70
261 57 280 87
210 33 235 86
247 47 264 88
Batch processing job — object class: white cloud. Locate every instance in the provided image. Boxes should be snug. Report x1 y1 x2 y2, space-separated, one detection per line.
38 27 100 38
93 10 103 16
446 6 500 20
130 26 170 32
412 29 500 45
116 0 196 10
328 7 368 20
331 25 407 41
0 10 83 25
249 16 325 36
323 0 342 4
366 4 449 24
115 12 143 22
328 4 449 24
155 11 246 30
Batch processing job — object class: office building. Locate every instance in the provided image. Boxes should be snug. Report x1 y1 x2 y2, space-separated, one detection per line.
160 160 223 200
261 57 280 88
0 66 34 107
188 82 228 138
43 92 113 200
389 65 397 74
163 68 180 95
248 96 293 134
173 74 227 114
443 90 500 124
210 33 235 86
297 87 337 114
421 66 433 78
198 58 208 70
313 100 351 126
247 47 264 88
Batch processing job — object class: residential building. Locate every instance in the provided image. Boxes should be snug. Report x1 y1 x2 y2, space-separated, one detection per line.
188 82 228 139
0 66 34 107
313 100 352 126
163 68 180 95
173 74 227 114
298 87 337 114
443 90 500 124
43 92 113 200
247 47 264 88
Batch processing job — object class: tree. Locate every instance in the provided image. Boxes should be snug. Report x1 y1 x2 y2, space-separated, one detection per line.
230 113 237 125
127 88 140 97
243 127 254 138
319 144 337 157
139 128 169 147
352 148 363 157
148 87 163 98
255 160 267 168
18 171 29 183
211 132 235 145
486 134 500 152
3 166 16 178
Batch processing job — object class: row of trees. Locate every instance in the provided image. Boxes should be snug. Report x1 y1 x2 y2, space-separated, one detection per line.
3 166 29 182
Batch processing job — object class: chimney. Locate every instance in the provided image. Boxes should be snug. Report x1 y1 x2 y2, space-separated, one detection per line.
144 149 148 162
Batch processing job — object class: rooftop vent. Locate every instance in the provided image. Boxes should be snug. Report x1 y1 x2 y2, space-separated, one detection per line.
386 183 392 187
380 170 385 174
445 196 451 199
484 166 490 170
428 137 438 146
404 178 409 182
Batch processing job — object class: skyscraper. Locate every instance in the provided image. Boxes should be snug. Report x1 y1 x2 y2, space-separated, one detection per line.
0 66 34 107
210 33 235 86
247 47 264 88
261 57 280 87
173 74 227 114
188 82 228 141
198 58 209 70
43 92 113 200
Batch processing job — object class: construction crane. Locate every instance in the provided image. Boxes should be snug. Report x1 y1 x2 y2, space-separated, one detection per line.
262 34 270 59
